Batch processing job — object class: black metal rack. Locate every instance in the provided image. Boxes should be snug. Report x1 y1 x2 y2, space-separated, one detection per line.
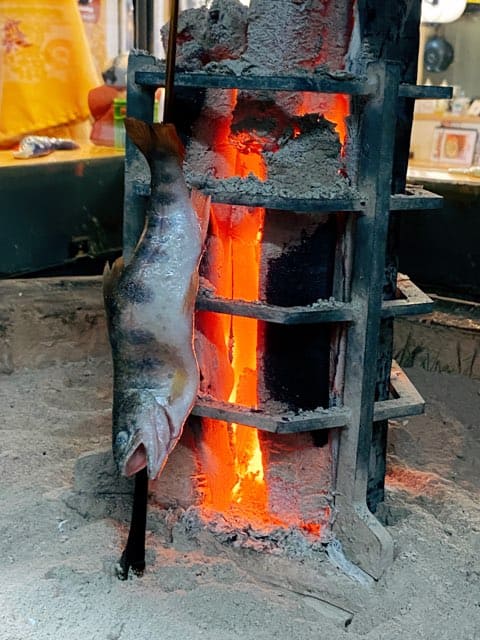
123 51 451 578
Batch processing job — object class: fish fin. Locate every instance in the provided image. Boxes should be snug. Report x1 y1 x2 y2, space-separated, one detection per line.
103 256 124 320
151 122 185 162
103 256 124 296
183 272 199 315
125 117 185 162
190 189 211 244
124 117 156 157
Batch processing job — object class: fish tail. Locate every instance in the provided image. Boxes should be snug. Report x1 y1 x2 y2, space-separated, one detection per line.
124 117 185 162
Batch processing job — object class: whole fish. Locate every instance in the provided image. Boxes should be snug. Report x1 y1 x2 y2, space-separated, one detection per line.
103 118 210 479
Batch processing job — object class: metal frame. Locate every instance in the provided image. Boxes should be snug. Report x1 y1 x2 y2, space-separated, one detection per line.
192 361 423 432
124 51 443 579
332 63 401 578
134 180 443 212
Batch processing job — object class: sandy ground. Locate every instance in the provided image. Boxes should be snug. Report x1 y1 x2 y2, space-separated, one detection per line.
1 358 480 640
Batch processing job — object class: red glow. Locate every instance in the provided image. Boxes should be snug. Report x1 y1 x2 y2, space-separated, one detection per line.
323 94 349 147
295 94 349 148
199 93 269 524
292 124 302 139
198 90 348 537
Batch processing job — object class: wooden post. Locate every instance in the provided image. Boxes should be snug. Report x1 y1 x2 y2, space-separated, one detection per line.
333 62 400 579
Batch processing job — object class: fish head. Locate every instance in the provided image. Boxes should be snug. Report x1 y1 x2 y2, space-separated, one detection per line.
113 389 173 480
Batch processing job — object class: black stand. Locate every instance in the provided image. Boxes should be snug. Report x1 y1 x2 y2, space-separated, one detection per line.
115 467 148 580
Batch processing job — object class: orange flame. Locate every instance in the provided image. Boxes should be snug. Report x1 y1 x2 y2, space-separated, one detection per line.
227 144 267 516
295 93 349 147
199 90 349 534
323 94 349 147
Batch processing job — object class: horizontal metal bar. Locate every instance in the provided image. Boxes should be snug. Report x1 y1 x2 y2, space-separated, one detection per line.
398 84 453 100
197 188 365 212
381 275 434 319
389 186 444 211
193 364 423 431
134 180 365 212
137 183 444 214
373 361 425 422
192 398 351 433
135 69 374 95
196 289 355 323
197 277 430 325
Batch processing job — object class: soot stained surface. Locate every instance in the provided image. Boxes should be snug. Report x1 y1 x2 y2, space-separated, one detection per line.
263 217 336 415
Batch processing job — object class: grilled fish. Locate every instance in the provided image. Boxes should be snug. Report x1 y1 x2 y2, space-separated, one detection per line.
103 118 209 479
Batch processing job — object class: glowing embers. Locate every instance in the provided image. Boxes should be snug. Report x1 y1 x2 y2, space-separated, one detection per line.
194 89 342 540
294 94 350 148
195 86 269 522
324 94 349 148
199 200 268 522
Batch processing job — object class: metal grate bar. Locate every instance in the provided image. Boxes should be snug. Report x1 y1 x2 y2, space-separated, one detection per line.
196 289 355 323
380 275 434 318
192 363 424 433
192 398 351 433
135 182 443 213
398 84 452 100
373 361 425 422
135 69 374 95
390 186 444 211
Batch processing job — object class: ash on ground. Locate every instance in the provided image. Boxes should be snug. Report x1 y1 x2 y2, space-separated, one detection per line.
164 505 329 558
3 354 480 639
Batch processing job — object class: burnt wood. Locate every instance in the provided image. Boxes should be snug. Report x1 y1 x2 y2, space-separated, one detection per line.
369 0 424 512
196 273 433 323
374 361 425 422
333 62 401 577
196 290 355 323
397 84 452 99
261 213 336 422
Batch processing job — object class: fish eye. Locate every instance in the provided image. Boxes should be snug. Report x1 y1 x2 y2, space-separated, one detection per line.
115 431 129 449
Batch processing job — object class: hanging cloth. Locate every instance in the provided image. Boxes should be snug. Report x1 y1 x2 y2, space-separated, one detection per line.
0 0 100 147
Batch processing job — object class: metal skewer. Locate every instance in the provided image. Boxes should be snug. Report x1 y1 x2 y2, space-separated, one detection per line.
116 0 180 580
163 0 180 124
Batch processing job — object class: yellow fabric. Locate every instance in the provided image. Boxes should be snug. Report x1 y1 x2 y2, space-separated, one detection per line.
0 0 100 146
35 119 92 143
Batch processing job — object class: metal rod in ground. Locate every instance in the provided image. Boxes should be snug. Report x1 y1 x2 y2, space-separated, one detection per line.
163 0 179 123
117 0 179 580
115 467 149 580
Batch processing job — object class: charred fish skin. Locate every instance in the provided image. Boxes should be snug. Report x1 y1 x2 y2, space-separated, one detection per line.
104 119 210 480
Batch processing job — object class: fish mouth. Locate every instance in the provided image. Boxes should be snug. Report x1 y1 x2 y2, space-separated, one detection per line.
124 442 148 477
121 432 164 479
116 394 173 479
